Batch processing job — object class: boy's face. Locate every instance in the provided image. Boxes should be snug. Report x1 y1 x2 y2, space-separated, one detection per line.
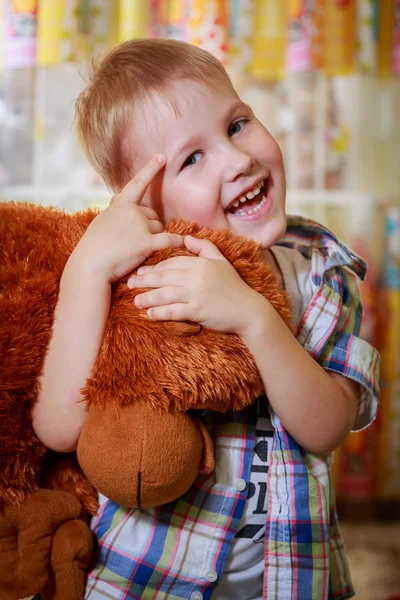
131 77 286 248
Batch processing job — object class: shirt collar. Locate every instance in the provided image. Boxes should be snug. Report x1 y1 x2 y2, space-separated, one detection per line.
276 215 368 281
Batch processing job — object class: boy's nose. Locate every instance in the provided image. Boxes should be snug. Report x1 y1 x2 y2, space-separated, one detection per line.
224 148 255 182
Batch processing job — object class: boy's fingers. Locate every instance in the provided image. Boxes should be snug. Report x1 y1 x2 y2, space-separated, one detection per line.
108 200 160 225
140 206 160 221
151 232 185 252
149 220 164 234
184 235 225 261
138 256 192 273
123 154 166 205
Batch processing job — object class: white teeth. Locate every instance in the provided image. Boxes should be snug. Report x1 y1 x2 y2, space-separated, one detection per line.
241 196 267 216
228 178 266 211
245 181 263 200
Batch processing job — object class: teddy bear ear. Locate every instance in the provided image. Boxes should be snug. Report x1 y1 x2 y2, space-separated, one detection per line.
163 321 202 337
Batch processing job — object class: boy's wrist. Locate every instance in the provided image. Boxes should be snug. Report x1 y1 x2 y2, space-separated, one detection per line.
64 247 114 285
236 294 272 345
61 251 113 291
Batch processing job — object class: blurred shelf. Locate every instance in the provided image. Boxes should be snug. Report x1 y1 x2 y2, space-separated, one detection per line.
0 184 110 211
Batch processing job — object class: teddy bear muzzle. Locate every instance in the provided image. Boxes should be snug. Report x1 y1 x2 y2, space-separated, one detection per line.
77 401 214 509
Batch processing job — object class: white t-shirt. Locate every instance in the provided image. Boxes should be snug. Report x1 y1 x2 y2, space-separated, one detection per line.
216 246 314 599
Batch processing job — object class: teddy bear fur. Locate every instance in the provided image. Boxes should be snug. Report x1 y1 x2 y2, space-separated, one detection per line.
0 200 292 599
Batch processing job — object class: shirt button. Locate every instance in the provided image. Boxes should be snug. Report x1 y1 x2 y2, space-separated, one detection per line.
234 478 247 492
205 569 218 582
190 593 203 600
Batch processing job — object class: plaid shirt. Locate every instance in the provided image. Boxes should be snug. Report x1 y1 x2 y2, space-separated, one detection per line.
85 216 380 600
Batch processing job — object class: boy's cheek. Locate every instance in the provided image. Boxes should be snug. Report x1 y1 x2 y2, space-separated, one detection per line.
262 137 284 166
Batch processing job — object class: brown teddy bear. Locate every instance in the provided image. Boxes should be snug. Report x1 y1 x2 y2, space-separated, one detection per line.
0 201 291 600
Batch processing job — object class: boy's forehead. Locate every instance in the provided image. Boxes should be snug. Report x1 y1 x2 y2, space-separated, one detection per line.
131 96 178 165
143 78 235 122
143 79 238 129
130 78 241 166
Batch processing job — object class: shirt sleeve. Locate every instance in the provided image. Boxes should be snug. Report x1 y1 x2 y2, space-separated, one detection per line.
315 265 380 431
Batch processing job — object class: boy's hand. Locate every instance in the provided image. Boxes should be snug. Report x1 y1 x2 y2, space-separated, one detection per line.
69 154 184 282
128 235 268 338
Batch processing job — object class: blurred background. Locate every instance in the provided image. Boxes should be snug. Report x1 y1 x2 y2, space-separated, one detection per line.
0 1 399 598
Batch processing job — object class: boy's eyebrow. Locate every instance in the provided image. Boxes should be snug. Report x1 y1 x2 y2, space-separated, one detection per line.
169 100 251 165
170 133 204 166
226 100 250 117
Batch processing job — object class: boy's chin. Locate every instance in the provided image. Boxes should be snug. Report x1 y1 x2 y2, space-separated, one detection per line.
249 219 287 249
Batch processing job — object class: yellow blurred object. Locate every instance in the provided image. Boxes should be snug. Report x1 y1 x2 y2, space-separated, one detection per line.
168 0 185 23
105 0 120 48
36 1 126 65
323 0 357 76
11 0 36 11
331 125 350 154
36 0 64 65
118 0 150 41
251 0 286 80
287 0 299 19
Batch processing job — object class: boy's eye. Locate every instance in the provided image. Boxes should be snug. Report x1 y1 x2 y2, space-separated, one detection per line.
182 151 202 169
228 119 247 136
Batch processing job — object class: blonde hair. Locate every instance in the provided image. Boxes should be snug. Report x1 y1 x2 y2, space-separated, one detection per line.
74 38 231 191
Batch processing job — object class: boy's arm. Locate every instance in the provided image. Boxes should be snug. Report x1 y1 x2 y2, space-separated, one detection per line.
33 262 111 452
239 300 359 456
32 155 184 452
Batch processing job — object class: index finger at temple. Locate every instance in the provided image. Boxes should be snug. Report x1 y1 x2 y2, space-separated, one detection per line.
123 154 166 205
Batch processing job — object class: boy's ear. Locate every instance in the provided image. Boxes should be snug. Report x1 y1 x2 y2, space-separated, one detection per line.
163 322 202 337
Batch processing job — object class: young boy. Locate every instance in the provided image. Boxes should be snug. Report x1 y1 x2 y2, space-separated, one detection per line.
33 39 379 600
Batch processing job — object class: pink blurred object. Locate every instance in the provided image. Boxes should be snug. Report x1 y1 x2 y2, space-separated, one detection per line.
3 0 37 68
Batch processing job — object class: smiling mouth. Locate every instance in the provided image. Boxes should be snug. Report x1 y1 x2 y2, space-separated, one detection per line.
227 178 269 216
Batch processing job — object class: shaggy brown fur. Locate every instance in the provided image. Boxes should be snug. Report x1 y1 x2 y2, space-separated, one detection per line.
0 201 291 599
